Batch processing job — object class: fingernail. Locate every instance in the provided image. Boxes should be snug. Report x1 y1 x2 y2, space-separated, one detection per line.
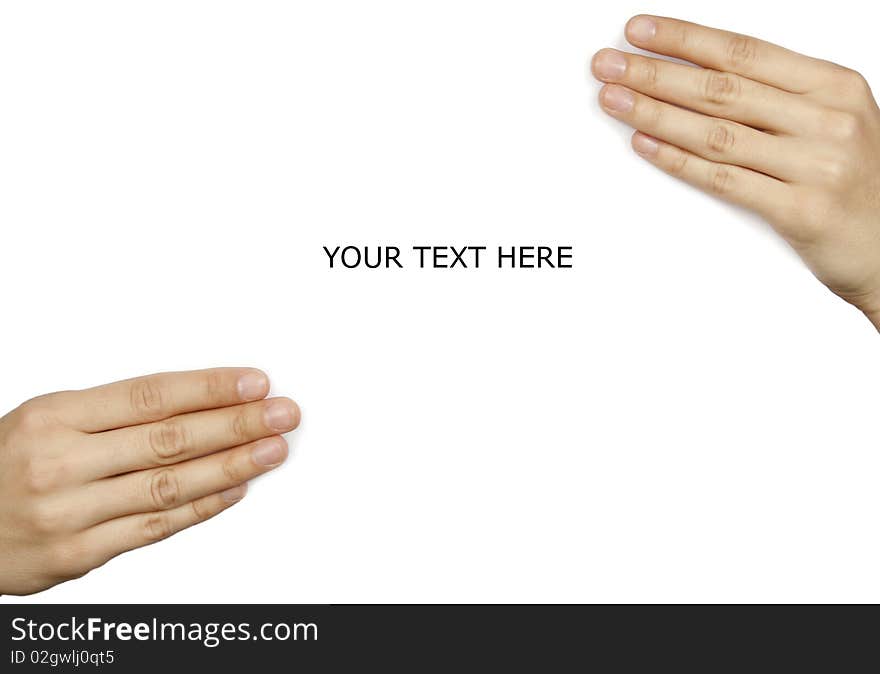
627 16 657 43
601 85 634 113
251 437 288 467
593 50 627 81
221 483 248 503
633 133 660 156
237 371 269 401
264 400 298 432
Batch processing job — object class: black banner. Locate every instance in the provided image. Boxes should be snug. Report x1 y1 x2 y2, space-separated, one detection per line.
0 604 872 671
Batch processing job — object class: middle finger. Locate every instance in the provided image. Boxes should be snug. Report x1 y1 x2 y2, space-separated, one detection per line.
592 49 821 135
81 396 301 479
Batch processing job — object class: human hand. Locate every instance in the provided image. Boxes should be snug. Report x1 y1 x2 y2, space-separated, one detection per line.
591 16 880 328
0 368 301 595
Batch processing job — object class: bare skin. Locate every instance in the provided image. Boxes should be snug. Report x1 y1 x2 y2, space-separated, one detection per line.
592 16 880 329
0 368 300 595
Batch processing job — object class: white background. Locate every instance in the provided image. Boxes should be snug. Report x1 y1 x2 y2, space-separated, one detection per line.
2 0 879 603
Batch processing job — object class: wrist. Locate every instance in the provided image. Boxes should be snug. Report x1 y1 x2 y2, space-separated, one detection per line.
833 285 880 331
863 306 880 332
851 289 880 331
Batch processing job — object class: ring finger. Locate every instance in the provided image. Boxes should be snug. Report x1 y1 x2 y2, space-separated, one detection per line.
69 436 288 528
598 83 804 181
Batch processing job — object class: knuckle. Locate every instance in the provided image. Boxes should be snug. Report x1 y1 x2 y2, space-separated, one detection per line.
12 399 54 434
644 99 664 127
190 499 210 522
229 407 251 443
817 155 854 188
706 123 736 155
26 499 67 535
824 110 863 141
702 70 741 106
839 68 871 93
143 514 173 543
221 454 243 485
668 150 689 177
22 456 63 494
148 468 181 510
47 539 87 578
147 420 190 463
674 25 691 51
725 34 758 70
710 165 733 196
202 370 226 404
640 59 659 88
129 378 166 419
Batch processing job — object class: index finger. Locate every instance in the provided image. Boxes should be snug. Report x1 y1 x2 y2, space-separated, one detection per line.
624 15 834 92
50 368 271 432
